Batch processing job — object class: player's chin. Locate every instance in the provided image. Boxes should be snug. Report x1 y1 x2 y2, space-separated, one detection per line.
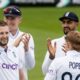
1 40 8 46
0 42 7 46
63 28 71 35
64 30 70 35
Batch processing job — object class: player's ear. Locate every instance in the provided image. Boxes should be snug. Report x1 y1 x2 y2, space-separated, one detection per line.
67 42 72 50
75 21 79 29
3 17 7 22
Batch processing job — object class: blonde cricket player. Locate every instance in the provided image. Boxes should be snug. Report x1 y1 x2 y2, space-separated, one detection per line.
3 6 35 80
0 20 26 80
44 31 80 80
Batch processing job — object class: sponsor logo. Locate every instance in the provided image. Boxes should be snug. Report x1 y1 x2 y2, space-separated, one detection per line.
1 63 18 70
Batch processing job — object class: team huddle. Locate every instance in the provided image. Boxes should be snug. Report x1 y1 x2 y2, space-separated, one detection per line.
0 5 80 80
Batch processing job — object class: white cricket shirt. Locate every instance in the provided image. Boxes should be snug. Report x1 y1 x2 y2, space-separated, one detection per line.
44 50 80 80
42 36 66 75
0 46 22 80
8 29 35 80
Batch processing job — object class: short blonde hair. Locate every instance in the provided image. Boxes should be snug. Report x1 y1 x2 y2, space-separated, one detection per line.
66 31 80 51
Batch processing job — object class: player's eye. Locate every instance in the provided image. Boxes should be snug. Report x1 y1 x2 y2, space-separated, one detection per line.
5 32 9 35
62 20 72 24
0 32 4 35
67 21 73 24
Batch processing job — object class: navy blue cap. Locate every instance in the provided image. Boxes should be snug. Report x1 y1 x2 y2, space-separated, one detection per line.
3 6 21 17
59 12 79 22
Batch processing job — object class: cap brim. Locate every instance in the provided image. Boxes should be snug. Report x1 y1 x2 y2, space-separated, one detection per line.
59 17 72 21
59 16 78 22
4 14 20 17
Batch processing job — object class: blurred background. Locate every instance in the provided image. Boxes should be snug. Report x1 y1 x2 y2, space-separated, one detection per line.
1 0 80 8
0 0 80 80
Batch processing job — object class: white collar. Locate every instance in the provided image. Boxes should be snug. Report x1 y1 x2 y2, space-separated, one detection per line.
9 29 19 39
66 50 80 57
0 46 8 52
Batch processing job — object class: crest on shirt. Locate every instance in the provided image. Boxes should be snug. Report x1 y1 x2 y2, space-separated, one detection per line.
12 51 16 58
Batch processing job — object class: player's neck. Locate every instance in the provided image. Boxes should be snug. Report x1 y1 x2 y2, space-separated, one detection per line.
10 29 18 36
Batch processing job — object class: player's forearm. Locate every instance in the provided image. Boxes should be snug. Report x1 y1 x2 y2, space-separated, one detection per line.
25 49 35 70
42 58 53 75
19 69 25 80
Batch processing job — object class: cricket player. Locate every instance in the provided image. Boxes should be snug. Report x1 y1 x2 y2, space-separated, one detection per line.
42 12 79 75
44 31 80 80
0 20 26 80
3 6 35 80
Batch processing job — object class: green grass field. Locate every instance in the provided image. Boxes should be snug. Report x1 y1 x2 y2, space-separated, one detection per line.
0 6 80 80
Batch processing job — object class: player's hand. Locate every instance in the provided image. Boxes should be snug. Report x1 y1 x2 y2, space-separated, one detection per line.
47 38 56 59
62 42 70 55
13 33 25 47
22 33 30 51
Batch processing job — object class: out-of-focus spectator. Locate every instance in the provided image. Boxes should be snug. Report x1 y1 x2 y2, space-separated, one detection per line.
56 0 70 7
0 0 10 8
72 0 80 4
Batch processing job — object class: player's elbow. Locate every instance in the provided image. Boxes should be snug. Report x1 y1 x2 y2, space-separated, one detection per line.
26 60 35 70
30 60 35 69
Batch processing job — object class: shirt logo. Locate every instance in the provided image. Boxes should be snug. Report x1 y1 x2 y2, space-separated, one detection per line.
1 63 18 70
12 51 16 58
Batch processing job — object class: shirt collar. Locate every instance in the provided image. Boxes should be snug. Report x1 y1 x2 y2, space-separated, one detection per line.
0 46 8 52
66 50 80 57
9 28 19 39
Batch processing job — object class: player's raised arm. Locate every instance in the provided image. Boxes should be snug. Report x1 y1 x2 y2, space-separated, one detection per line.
21 33 30 51
42 38 57 75
47 38 56 59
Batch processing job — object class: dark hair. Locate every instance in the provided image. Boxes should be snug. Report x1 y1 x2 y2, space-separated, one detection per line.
0 20 7 27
